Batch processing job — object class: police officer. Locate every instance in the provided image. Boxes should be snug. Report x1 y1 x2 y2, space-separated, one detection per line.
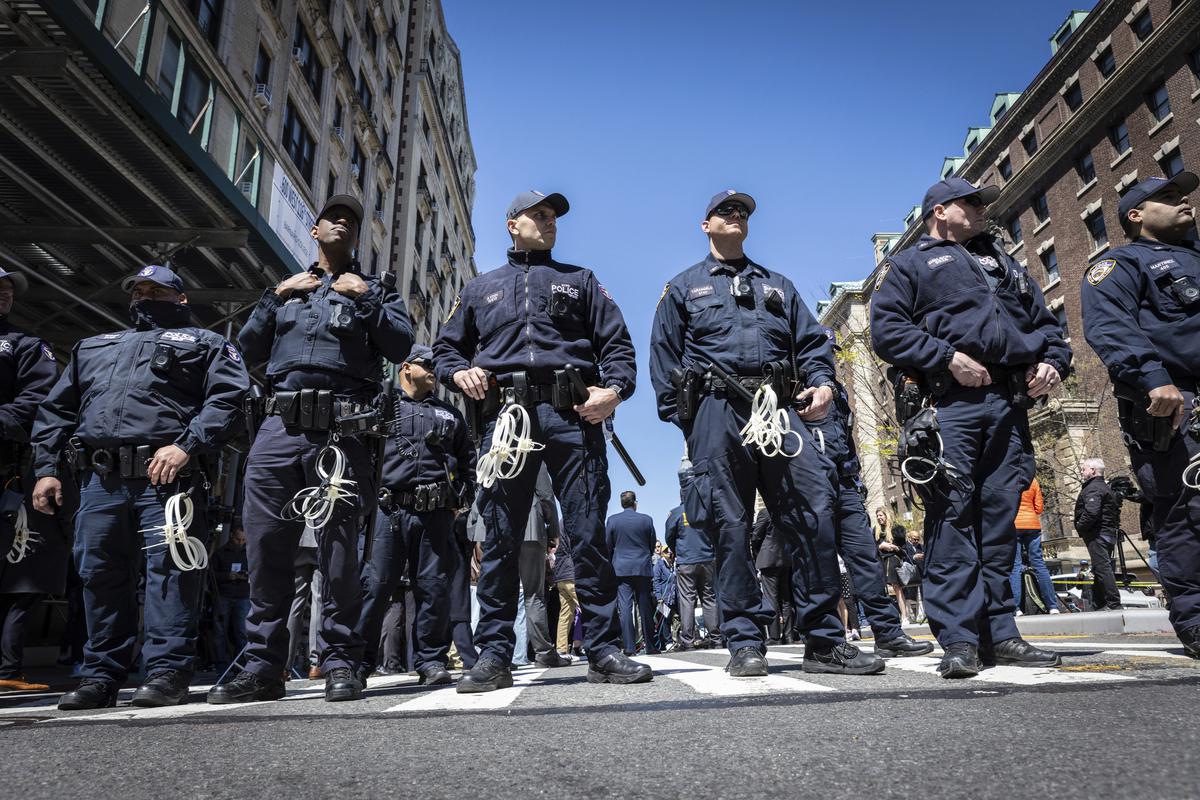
665 470 721 650
354 344 475 686
871 177 1071 677
650 190 883 676
0 266 66 692
211 194 413 704
1079 171 1200 657
1073 458 1122 611
30 265 249 708
806 370 934 658
434 190 651 692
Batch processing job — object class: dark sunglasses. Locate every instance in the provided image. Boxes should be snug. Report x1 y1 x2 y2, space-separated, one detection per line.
959 195 986 208
712 203 750 219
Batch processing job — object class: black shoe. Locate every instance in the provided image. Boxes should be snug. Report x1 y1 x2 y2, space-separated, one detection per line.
587 652 653 684
457 656 513 693
324 666 363 702
58 679 118 710
1179 626 1200 659
937 642 982 679
417 665 453 685
207 670 286 704
534 650 572 668
874 632 936 658
131 670 191 707
726 646 769 677
765 638 784 647
803 641 885 675
992 637 1062 667
354 665 373 686
674 642 694 652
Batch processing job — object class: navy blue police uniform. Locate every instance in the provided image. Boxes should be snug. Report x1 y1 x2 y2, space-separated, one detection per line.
229 236 413 696
434 190 644 686
649 191 850 664
0 282 69 687
1079 172 1200 655
664 493 721 649
605 506 657 654
871 179 1071 660
355 346 476 683
30 266 249 706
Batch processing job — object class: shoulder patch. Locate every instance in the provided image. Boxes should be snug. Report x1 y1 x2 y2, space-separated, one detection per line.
223 343 242 363
0 340 12 354
1086 259 1116 286
874 261 892 291
42 344 54 361
598 284 613 301
656 283 670 309
445 294 461 323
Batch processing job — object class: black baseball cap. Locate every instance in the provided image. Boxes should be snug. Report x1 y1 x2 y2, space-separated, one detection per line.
1118 171 1198 223
0 266 27 294
921 177 1000 219
318 193 365 227
405 344 435 366
705 189 756 219
506 190 569 221
121 264 184 292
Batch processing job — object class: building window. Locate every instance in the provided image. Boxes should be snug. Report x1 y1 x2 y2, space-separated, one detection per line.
999 157 1012 180
282 99 316 184
1085 209 1108 251
366 22 378 58
293 24 324 100
178 56 211 135
356 71 373 112
157 29 182 99
1064 82 1083 111
1108 120 1130 155
374 186 384 215
385 69 395 97
188 0 222 48
1190 47 1200 83
352 139 367 189
1032 192 1050 223
1053 305 1069 336
341 29 351 59
370 247 378 273
1161 149 1185 178
1147 82 1171 122
1040 247 1059 283
1007 216 1023 246
254 44 271 86
327 170 336 201
1131 9 1152 41
1076 151 1096 185
1022 129 1038 156
415 213 425 252
1097 47 1116 78
333 98 343 130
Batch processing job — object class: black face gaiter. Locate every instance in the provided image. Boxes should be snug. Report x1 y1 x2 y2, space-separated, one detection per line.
129 300 191 330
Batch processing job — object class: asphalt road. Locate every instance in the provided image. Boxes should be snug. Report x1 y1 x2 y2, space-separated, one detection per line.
2 634 1195 800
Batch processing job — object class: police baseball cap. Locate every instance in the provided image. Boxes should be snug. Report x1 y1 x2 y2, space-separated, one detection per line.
705 189 756 219
1117 171 1199 223
405 344 435 366
121 264 184 293
921 177 1000 219
318 193 365 226
0 266 27 294
506 190 569 221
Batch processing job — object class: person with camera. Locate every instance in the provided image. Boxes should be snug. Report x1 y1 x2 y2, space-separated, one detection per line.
212 195 413 705
871 177 1071 678
1080 172 1200 657
31 265 249 709
1072 459 1122 611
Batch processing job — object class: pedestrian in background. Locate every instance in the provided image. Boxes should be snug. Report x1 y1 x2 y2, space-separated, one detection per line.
1012 477 1060 614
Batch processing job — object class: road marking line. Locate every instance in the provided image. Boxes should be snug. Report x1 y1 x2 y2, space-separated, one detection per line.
42 689 328 723
637 655 834 695
884 656 1135 685
383 668 547 712
1101 649 1193 660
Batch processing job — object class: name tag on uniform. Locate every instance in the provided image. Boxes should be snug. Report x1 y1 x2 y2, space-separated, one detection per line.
1149 259 1178 273
99 332 125 339
435 408 455 422
688 285 715 299
159 331 197 343
926 255 954 268
551 282 580 299
485 290 504 304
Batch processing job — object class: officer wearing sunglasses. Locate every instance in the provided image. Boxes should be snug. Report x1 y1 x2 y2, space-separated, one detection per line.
650 190 884 678
871 177 1071 678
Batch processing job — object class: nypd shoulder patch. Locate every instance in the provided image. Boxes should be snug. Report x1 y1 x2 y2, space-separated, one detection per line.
874 261 892 291
656 283 670 309
1086 259 1116 286
224 343 242 363
445 295 462 323
42 344 54 361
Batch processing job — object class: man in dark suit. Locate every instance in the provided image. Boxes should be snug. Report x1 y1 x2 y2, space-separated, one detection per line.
606 492 658 655
751 504 793 645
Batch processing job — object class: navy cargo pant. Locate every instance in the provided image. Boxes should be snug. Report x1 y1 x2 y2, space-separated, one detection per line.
241 416 374 678
1126 389 1200 639
921 384 1032 650
475 403 622 665
684 395 843 654
74 470 207 684
833 476 904 641
356 506 454 673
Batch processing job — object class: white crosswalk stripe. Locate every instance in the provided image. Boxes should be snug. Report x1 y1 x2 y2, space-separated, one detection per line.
882 656 1135 684
636 655 834 695
383 668 547 712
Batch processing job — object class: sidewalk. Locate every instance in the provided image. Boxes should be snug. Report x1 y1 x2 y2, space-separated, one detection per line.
900 608 1172 637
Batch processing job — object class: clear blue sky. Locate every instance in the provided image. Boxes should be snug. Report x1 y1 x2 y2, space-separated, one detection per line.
441 1 1090 535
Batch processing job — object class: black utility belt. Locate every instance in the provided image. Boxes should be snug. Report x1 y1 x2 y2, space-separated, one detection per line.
266 389 375 433
379 481 458 512
66 440 191 480
702 375 768 398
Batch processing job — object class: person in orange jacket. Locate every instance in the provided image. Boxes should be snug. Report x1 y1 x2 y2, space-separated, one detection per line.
1012 477 1060 613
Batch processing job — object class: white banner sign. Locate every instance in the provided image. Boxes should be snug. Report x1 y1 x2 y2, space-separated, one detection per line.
267 166 317 270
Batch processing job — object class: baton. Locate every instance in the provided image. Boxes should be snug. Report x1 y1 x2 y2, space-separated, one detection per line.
564 365 646 486
705 361 757 404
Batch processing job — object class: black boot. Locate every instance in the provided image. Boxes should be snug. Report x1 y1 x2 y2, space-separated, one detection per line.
991 638 1062 667
534 650 572 668
874 632 936 658
726 647 769 677
803 641 885 675
58 679 119 710
1179 625 1200 659
456 656 513 693
587 652 653 684
324 666 363 702
418 664 453 685
206 670 286 704
131 670 191 707
937 642 982 679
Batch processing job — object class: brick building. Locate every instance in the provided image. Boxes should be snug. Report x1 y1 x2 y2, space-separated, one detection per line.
820 0 1200 574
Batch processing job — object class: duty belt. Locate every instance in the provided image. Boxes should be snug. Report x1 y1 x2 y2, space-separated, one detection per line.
72 443 191 480
266 389 374 432
378 481 458 512
701 374 768 398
